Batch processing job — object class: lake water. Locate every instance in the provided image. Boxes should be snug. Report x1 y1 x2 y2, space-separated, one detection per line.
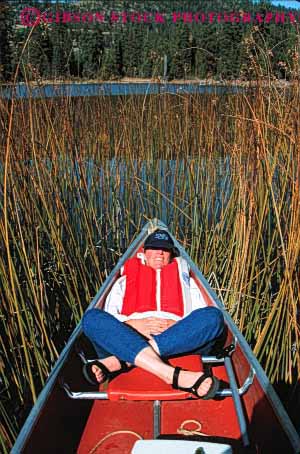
0 82 242 99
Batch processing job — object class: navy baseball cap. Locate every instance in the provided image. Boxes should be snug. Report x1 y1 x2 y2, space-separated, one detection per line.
144 230 174 250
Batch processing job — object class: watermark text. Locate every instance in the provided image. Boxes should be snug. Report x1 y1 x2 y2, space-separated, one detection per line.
20 7 300 27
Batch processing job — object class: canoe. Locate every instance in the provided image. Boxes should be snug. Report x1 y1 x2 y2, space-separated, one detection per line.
12 219 300 453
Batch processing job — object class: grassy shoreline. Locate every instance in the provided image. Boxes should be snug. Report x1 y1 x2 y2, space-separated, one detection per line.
0 76 296 88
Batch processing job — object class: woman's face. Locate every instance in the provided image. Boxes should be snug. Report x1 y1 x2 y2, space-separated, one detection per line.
144 248 171 270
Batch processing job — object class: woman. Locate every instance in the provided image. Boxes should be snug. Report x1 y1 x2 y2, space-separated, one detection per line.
82 230 225 399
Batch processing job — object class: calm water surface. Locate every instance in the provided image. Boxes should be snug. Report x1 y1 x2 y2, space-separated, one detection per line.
0 82 243 99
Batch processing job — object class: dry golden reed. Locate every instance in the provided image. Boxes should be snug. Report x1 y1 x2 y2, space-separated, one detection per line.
0 79 300 451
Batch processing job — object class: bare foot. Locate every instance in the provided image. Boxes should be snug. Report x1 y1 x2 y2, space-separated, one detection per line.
176 370 213 397
92 356 129 383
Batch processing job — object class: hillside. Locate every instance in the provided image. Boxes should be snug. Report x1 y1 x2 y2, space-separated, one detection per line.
0 0 299 82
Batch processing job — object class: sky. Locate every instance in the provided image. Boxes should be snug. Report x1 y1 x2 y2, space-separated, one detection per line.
270 1 300 8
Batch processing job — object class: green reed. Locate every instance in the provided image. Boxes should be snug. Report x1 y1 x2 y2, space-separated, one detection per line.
0 78 299 450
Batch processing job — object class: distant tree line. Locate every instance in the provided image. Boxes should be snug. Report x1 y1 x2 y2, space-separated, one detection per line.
0 0 299 83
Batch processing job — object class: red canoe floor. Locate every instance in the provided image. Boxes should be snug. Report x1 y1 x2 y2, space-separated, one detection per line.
77 355 240 454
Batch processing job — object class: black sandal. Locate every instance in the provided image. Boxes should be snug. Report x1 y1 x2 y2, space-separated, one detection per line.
172 366 220 400
83 359 129 385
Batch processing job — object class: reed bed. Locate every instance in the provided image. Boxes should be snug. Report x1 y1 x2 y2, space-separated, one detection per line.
0 80 300 450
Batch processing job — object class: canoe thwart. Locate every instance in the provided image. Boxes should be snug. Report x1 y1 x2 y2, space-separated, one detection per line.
59 379 108 400
60 368 255 401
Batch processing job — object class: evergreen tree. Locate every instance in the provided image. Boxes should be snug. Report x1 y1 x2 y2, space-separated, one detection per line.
79 25 104 79
101 32 124 80
140 28 153 78
19 25 52 81
3 0 300 82
216 22 245 79
0 2 12 81
51 22 75 78
168 25 193 80
122 25 143 77
193 24 219 79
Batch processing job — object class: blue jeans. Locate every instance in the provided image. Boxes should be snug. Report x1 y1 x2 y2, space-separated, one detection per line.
82 307 225 365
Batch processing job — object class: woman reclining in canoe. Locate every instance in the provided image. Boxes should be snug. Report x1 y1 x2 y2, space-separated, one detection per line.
82 229 226 400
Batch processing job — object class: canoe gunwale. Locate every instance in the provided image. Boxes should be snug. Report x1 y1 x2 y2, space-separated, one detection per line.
12 220 155 453
170 225 300 452
12 219 300 453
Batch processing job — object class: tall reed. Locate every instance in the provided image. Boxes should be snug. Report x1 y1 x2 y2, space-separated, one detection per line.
0 77 299 450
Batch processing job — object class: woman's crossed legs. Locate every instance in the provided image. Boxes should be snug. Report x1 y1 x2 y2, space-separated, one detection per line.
82 307 225 398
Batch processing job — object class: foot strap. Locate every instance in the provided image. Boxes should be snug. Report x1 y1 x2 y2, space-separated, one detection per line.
189 372 212 394
173 366 181 389
172 367 219 400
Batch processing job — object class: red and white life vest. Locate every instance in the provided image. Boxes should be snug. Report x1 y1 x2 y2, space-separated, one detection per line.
120 255 192 317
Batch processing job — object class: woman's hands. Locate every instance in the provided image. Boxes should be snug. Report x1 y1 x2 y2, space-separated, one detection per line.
125 317 176 339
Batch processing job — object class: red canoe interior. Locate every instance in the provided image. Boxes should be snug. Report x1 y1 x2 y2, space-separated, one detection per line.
77 355 241 454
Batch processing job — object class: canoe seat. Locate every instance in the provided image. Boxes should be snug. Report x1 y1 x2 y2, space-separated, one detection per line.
107 355 203 401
